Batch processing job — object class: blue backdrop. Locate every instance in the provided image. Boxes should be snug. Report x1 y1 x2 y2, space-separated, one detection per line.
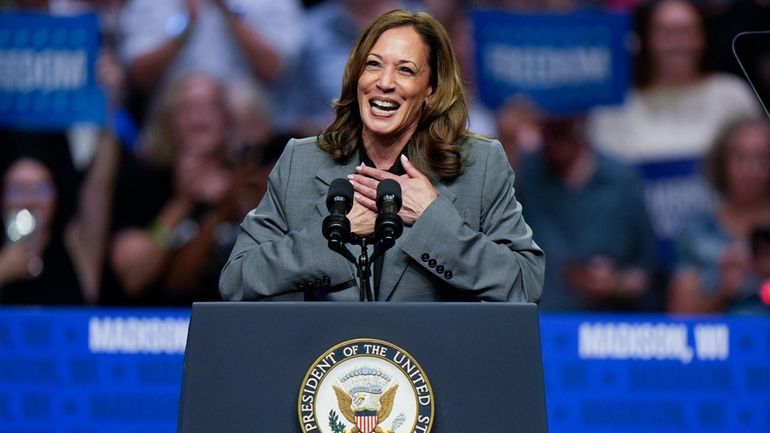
0 308 767 432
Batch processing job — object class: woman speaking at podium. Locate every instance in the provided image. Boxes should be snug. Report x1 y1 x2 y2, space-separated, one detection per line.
219 9 544 302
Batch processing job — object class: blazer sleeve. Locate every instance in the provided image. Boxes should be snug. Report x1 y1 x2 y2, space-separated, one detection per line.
218 141 356 301
398 140 545 302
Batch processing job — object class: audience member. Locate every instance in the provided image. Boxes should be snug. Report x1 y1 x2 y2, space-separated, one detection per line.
668 117 770 314
106 73 234 304
590 0 760 161
163 79 284 302
516 114 658 311
104 73 280 305
0 135 119 305
118 0 304 127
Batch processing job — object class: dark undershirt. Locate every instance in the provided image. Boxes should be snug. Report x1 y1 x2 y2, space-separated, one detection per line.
357 145 407 300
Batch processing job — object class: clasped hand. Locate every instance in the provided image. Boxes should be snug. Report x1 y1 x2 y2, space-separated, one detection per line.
346 154 437 236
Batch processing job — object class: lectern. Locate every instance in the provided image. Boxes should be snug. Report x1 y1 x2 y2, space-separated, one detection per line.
178 302 548 433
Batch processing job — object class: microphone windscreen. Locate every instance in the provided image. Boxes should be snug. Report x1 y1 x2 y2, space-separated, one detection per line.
376 179 402 211
327 178 354 213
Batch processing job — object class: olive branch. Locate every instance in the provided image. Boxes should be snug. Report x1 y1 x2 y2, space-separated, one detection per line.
328 410 346 433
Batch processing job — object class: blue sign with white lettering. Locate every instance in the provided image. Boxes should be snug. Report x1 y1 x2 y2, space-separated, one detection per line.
0 308 188 433
541 315 770 432
472 9 631 114
0 309 769 432
0 12 105 129
635 158 715 269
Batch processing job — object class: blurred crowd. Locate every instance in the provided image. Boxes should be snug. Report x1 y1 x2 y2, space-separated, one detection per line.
1 0 769 314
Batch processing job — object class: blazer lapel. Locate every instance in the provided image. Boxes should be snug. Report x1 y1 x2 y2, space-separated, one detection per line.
379 182 458 301
315 159 360 216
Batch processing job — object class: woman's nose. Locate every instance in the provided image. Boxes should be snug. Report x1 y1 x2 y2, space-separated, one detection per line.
376 67 396 91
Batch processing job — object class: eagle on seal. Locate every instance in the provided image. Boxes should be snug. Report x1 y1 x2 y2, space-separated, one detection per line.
332 383 399 433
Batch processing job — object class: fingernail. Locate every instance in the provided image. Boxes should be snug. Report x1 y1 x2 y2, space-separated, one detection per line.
401 154 409 162
347 174 354 180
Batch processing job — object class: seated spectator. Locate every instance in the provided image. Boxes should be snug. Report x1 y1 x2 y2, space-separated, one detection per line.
668 117 770 314
0 135 118 305
516 114 658 311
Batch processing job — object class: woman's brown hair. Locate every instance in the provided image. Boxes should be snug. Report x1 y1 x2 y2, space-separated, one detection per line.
318 9 469 180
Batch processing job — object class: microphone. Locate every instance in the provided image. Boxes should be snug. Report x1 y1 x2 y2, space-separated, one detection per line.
322 178 353 245
375 179 403 244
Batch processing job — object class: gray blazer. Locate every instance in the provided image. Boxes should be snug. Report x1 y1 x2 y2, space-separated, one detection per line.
219 136 545 302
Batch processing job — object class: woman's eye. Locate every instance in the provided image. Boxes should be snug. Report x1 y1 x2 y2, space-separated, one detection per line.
399 67 415 75
365 60 381 69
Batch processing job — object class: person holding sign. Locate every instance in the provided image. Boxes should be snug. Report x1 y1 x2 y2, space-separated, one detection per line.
587 0 761 271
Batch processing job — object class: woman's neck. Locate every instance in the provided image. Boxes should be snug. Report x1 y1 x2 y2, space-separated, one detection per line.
650 71 704 89
362 134 409 170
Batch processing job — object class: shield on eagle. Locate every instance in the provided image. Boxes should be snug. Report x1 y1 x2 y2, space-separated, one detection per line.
355 410 378 433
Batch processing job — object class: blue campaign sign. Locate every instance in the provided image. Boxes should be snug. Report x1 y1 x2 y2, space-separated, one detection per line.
472 9 631 115
635 158 716 269
0 12 105 129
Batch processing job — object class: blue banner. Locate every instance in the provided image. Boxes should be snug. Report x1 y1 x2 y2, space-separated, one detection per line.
0 308 768 432
541 314 770 432
0 308 187 432
0 12 105 129
472 9 631 114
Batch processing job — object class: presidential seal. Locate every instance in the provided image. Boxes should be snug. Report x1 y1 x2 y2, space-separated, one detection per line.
298 338 434 433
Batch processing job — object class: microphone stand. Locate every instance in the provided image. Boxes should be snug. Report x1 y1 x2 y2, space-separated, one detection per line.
353 234 399 302
354 236 375 302
327 235 375 302
324 200 401 302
